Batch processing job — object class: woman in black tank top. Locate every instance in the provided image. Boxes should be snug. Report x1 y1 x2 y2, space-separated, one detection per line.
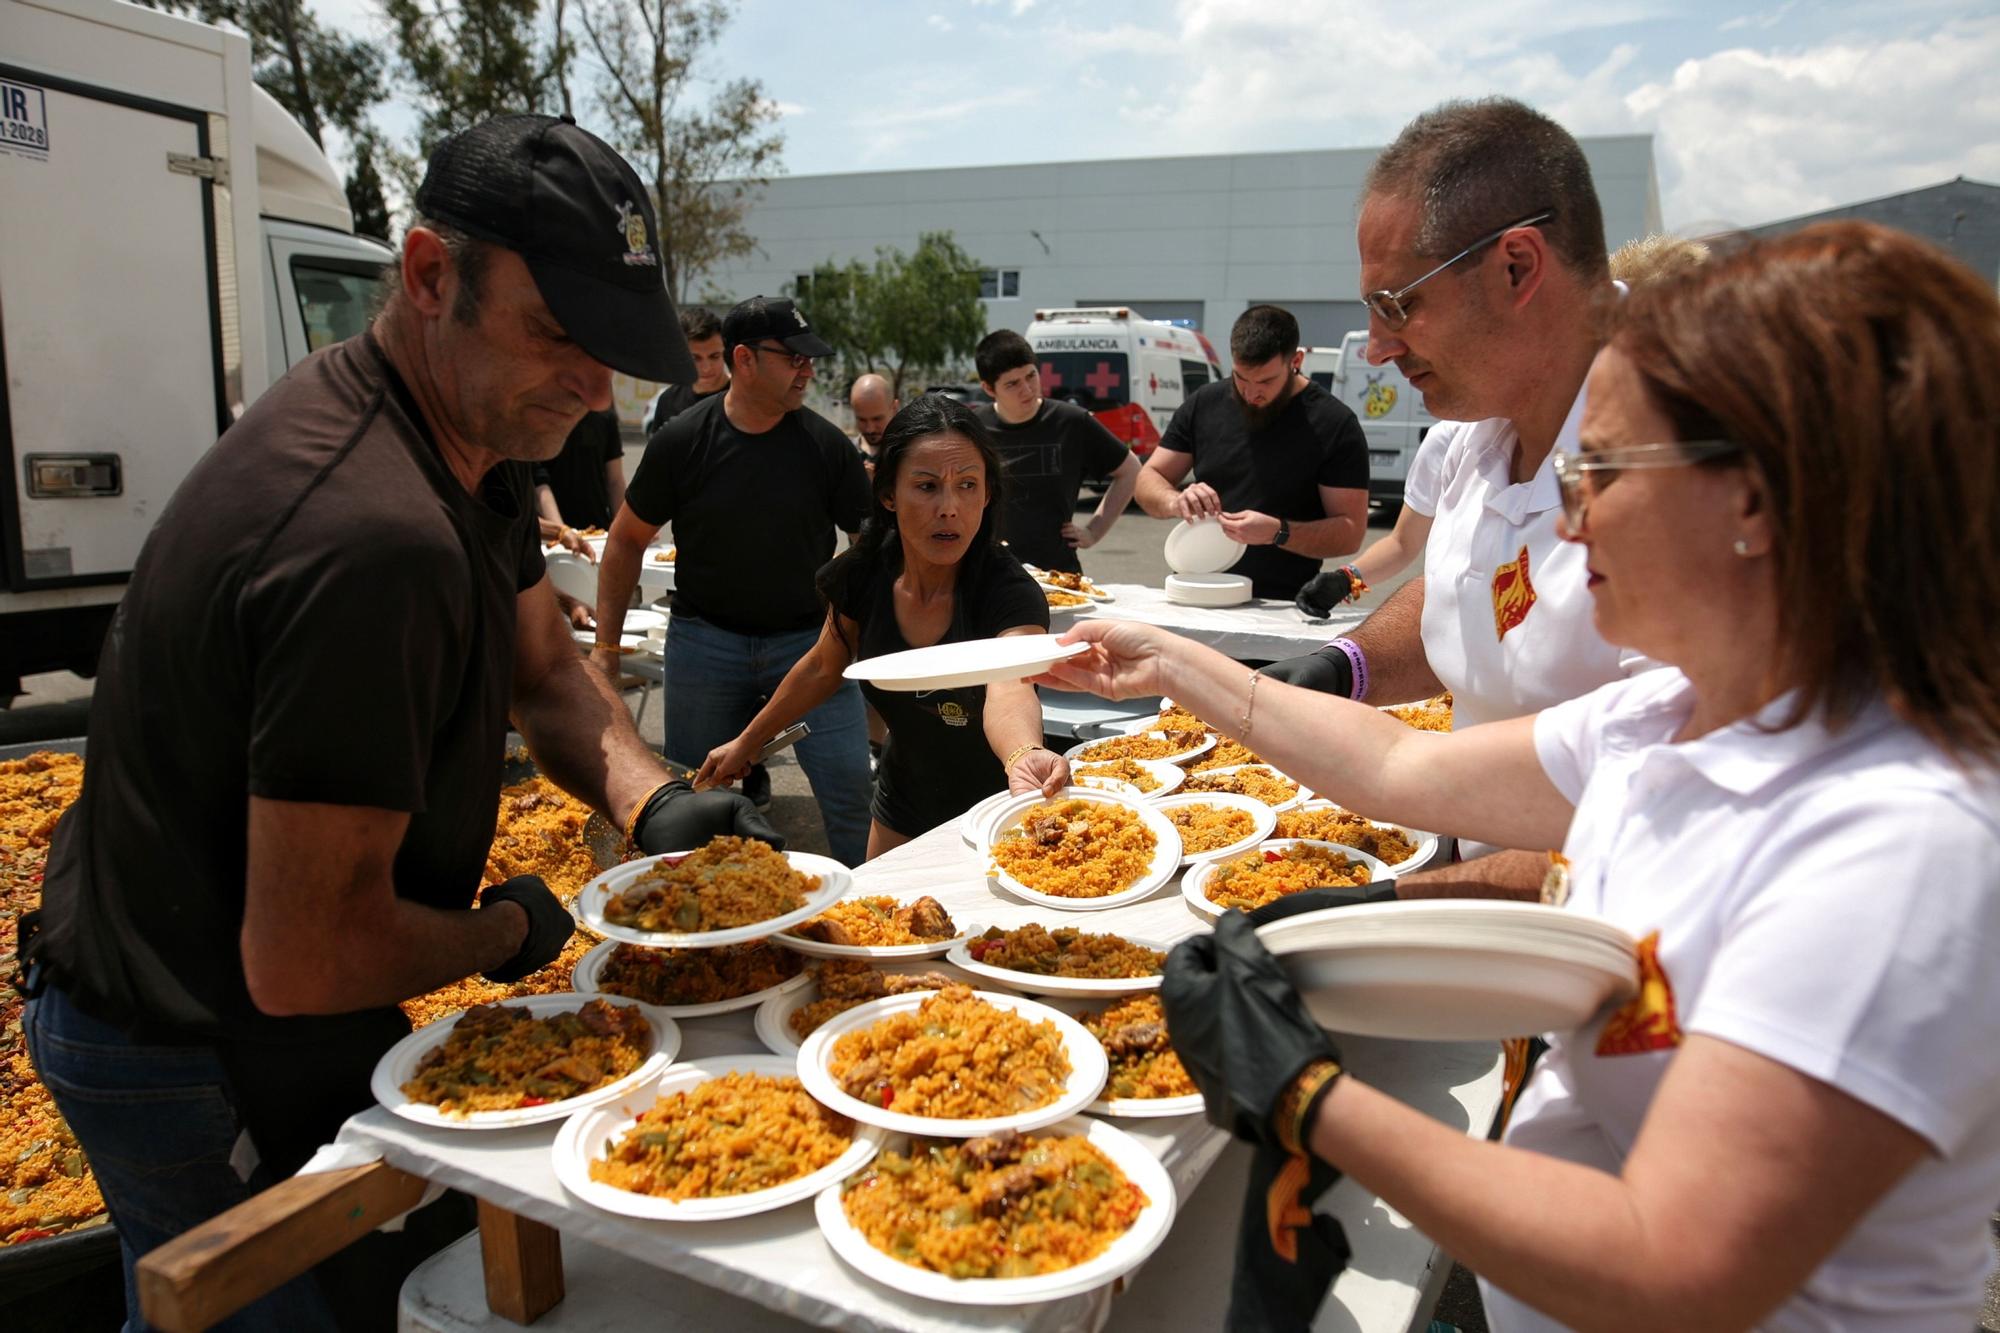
696 396 1068 860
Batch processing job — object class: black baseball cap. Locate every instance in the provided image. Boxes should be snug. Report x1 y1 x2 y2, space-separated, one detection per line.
723 296 833 359
415 113 694 383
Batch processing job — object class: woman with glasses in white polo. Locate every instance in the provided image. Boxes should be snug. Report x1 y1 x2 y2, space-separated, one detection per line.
1039 221 2000 1331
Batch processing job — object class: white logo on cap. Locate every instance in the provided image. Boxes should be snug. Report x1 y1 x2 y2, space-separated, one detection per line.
615 200 659 268
792 308 807 328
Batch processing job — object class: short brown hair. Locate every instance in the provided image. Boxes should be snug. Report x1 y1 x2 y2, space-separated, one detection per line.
1367 98 1608 280
1231 304 1300 366
680 307 723 343
1612 221 2000 760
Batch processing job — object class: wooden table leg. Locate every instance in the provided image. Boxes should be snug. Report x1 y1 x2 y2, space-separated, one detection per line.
477 1199 565 1324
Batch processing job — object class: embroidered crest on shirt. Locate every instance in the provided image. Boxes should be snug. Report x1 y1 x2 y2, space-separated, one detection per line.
937 699 969 728
1490 544 1538 640
1594 931 1683 1056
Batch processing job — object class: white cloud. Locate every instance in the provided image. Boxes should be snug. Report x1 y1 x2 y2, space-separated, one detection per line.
927 13 954 32
847 86 1039 163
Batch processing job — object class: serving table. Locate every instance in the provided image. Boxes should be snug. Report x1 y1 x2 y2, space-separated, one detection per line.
138 792 1501 1333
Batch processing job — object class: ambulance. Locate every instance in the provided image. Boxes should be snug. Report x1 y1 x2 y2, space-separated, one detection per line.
1304 332 1438 511
1023 308 1224 459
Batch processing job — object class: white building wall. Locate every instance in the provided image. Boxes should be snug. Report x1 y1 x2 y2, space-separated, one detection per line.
707 136 1662 370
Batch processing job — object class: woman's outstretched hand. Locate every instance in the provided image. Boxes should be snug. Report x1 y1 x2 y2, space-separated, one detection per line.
1033 620 1178 700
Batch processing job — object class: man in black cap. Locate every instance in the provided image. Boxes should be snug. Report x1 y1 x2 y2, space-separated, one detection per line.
20 113 776 1329
596 295 874 867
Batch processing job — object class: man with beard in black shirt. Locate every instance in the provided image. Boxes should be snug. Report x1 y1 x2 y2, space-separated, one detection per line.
1135 304 1371 599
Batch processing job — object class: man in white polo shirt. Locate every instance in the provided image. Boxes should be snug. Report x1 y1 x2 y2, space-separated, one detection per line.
1263 96 1647 894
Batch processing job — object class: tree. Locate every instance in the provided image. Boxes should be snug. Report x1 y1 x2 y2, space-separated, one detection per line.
384 0 563 154
343 127 394 241
134 0 385 149
572 0 782 302
790 233 987 398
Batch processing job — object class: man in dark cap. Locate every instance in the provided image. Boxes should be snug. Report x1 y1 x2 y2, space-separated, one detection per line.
595 295 873 866
20 114 775 1328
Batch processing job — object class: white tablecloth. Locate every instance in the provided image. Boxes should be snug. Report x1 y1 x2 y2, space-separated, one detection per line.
351 819 1501 1333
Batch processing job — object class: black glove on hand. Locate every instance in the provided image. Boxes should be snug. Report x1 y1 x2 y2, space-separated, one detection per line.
633 780 786 856
1160 911 1341 1145
1228 1141 1351 1333
480 875 574 983
1256 645 1355 697
1247 884 1398 928
1293 569 1355 619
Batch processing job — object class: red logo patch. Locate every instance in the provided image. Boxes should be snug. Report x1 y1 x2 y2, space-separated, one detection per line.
1490 545 1538 640
1595 931 1683 1057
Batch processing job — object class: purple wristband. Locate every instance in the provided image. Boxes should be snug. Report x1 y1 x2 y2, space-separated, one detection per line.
1330 637 1368 701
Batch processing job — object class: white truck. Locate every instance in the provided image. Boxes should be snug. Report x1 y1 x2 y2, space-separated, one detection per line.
0 0 395 693
1024 307 1224 462
1304 332 1438 512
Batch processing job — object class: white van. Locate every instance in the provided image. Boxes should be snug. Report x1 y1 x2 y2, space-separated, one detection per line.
1304 332 1438 510
0 0 396 690
1023 308 1224 462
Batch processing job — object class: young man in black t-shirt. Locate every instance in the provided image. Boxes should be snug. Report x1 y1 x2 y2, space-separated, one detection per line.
643 306 730 436
1136 304 1371 598
596 296 874 866
972 329 1140 574
20 116 776 1329
535 406 625 531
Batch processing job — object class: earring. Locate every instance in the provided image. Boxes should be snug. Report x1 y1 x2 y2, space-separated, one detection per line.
1733 539 1751 556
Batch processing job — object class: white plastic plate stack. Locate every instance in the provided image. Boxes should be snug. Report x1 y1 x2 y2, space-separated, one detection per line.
1255 899 1640 1041
1162 518 1251 605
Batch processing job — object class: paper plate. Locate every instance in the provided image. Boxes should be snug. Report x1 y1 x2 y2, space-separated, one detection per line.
1165 572 1253 608
1163 518 1246 575
371 993 681 1131
775 895 977 960
1069 757 1185 800
1043 595 1093 617
552 1055 883 1222
844 634 1089 692
956 789 1014 847
1040 996 1207 1119
795 989 1107 1137
1257 901 1639 1040
1275 800 1443 875
1182 838 1397 920
815 1116 1175 1305
945 930 1169 998
755 961 990 1056
1073 775 1145 800
983 788 1182 912
1150 791 1278 865
1062 730 1216 767
570 938 812 1018
622 608 668 634
1030 570 1115 602
575 849 851 948
1177 763 1310 813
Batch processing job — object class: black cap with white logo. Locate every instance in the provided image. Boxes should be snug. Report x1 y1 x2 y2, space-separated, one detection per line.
722 296 834 359
415 113 694 383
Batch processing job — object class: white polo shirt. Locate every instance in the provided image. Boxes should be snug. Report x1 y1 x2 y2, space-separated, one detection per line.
1481 670 2000 1333
1418 386 1646 734
1400 421 1457 518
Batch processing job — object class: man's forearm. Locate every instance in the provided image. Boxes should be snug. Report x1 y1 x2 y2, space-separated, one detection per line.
1134 464 1183 518
513 649 672 820
1394 847 1548 901
1280 513 1366 560
1344 576 1443 702
1088 469 1141 538
592 538 644 643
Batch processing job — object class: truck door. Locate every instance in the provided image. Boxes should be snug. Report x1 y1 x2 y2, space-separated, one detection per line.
0 69 228 590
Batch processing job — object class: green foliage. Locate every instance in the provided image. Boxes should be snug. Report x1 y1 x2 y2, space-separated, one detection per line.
790 232 986 397
573 0 782 302
343 127 394 241
383 0 565 156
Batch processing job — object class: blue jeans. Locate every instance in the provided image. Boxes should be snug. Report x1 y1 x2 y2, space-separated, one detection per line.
664 613 871 866
23 980 339 1333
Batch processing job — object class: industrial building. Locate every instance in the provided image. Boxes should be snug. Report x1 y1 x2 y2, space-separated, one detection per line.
1744 176 2000 287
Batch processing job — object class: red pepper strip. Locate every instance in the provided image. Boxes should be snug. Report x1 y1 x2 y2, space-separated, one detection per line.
10 1229 55 1243
877 1083 893 1108
1263 850 1282 863
520 1096 549 1107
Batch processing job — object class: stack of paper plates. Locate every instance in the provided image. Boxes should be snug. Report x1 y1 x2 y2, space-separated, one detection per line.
1256 900 1639 1041
1165 572 1253 607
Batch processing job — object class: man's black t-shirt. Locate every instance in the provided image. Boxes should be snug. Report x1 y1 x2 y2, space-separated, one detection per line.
972 399 1130 574
644 382 722 437
626 395 870 636
533 408 622 529
1156 379 1370 598
32 332 544 1043
828 545 1049 836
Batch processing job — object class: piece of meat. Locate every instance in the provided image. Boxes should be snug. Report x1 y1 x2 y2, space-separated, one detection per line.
881 970 956 995
796 916 857 946
1030 815 1067 846
959 1130 1024 1167
536 1055 602 1085
840 1056 882 1093
976 1163 1041 1217
1102 1021 1167 1056
902 896 955 939
817 961 892 1000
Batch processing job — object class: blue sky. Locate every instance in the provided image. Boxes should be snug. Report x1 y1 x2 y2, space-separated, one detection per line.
316 0 2000 231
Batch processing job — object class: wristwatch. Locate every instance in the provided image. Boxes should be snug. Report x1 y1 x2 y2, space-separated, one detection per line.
1272 517 1292 547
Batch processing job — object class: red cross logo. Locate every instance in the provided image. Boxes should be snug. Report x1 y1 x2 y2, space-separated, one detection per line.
1149 373 1158 393
1038 361 1062 389
1084 361 1123 398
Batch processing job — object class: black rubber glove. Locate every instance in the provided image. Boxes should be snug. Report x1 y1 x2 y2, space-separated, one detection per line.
480 875 575 983
1247 883 1399 927
1160 910 1341 1146
1293 568 1354 618
1228 1141 1351 1333
633 780 786 855
1256 645 1355 697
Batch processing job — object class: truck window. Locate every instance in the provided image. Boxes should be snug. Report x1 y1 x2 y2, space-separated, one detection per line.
1179 358 1210 392
1038 352 1129 410
292 260 382 353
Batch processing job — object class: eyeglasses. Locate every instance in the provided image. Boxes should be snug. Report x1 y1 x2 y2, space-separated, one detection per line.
751 342 816 369
1362 208 1556 330
1552 440 1745 532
